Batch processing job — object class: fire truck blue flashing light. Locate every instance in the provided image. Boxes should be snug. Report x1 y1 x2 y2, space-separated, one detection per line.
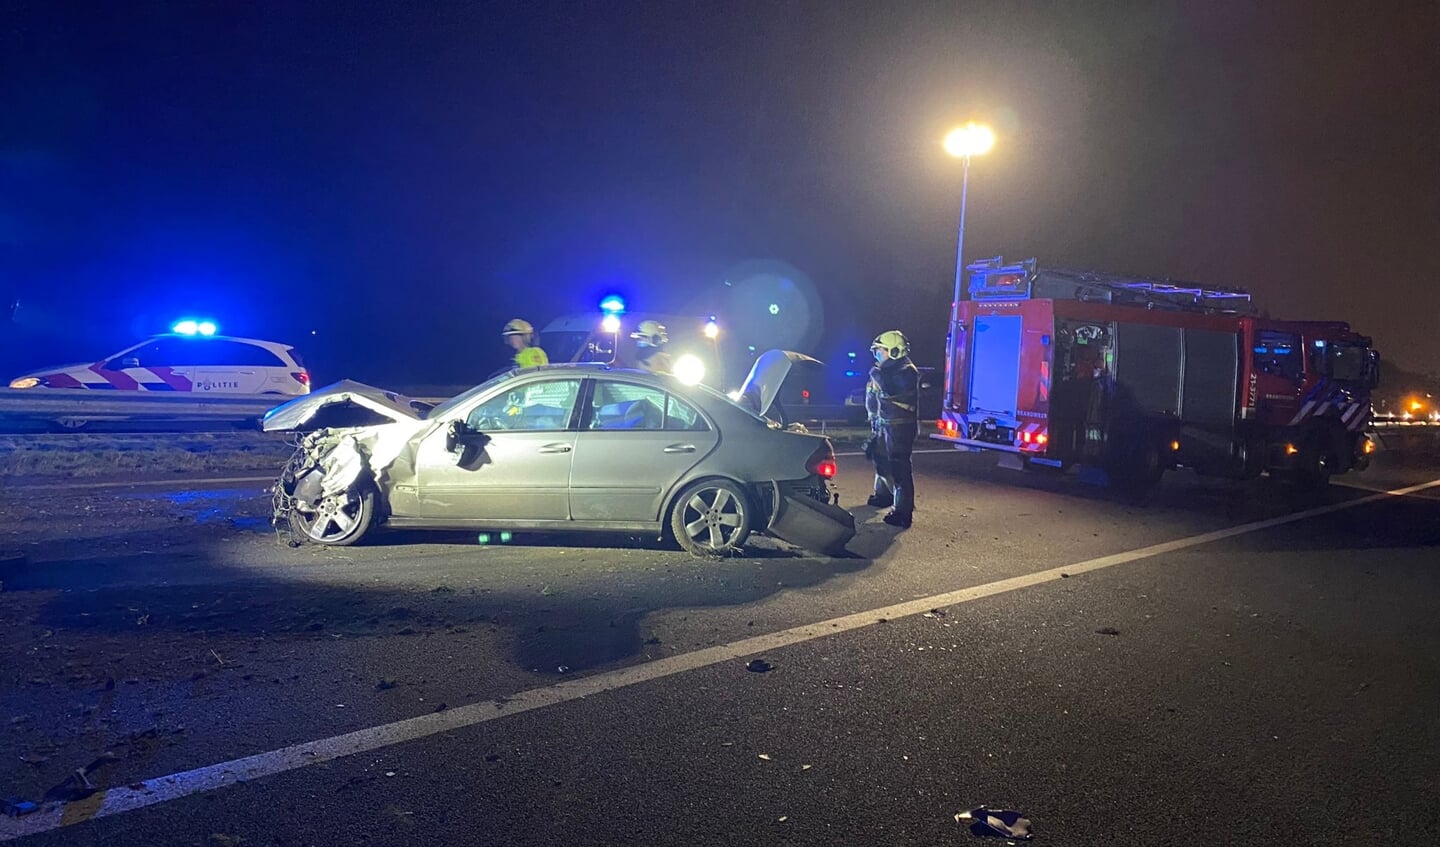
599 295 626 315
172 319 217 336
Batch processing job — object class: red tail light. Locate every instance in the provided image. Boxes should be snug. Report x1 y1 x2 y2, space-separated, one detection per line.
292 371 310 386
806 444 838 479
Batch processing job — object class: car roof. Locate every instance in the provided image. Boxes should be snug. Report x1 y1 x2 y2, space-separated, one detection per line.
147 333 295 350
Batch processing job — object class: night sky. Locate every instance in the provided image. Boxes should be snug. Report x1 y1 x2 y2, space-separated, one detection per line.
3 1 1437 385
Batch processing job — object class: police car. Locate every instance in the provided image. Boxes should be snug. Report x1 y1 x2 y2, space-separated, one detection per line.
7 322 311 396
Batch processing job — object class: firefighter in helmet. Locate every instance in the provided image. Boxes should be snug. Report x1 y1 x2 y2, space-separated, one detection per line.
631 319 673 374
502 318 549 369
866 329 920 528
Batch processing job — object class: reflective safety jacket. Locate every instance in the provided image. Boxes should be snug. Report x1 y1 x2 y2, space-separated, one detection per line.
515 346 550 369
866 357 919 425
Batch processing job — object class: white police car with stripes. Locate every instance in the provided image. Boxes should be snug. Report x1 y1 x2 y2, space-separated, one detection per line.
7 321 311 396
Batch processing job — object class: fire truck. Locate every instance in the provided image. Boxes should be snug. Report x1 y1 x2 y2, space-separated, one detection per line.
932 257 1380 488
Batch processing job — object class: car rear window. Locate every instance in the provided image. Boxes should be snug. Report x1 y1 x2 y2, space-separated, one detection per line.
285 347 305 368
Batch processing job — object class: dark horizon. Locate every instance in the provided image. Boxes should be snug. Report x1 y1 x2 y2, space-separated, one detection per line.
3 1 1437 384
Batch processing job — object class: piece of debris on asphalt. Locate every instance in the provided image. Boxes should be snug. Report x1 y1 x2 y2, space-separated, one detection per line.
43 752 121 803
778 816 789 823
210 649 227 666
956 806 1033 840
746 659 773 673
19 752 49 765
758 754 773 761
375 678 399 691
1060 572 1071 578
923 609 947 619
1095 627 1121 636
801 764 813 771
557 665 570 674
3 797 39 818
431 585 455 594
208 834 243 847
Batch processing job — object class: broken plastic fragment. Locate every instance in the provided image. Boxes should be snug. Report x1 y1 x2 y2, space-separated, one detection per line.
746 659 773 673
758 754 772 761
956 806 1033 840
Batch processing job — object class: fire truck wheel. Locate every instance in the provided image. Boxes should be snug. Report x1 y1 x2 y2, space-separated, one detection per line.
1109 438 1165 493
1296 432 1338 489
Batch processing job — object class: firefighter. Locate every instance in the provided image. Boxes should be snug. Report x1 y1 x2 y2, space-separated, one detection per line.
866 329 920 528
502 318 549 369
631 319 673 374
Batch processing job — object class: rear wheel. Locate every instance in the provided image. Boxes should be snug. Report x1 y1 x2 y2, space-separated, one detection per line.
1108 437 1165 494
288 484 376 546
670 479 752 557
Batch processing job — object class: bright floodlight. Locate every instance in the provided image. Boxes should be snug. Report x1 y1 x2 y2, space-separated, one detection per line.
944 122 996 158
703 318 720 339
601 314 622 334
674 354 706 385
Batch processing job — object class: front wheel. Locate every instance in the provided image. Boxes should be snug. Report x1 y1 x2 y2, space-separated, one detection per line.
289 485 376 546
670 479 753 557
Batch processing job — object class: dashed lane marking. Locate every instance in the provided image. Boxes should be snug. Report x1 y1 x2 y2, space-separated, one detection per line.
2 476 1436 840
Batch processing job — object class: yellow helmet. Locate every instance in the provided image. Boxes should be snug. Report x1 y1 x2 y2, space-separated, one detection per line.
502 318 535 338
871 329 909 361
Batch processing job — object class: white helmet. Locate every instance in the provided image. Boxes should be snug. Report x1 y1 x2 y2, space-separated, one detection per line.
502 318 535 339
630 319 668 348
871 329 909 362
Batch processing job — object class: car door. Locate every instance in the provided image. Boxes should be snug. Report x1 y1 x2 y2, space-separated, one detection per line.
99 338 199 391
568 379 718 523
411 377 583 521
193 340 273 393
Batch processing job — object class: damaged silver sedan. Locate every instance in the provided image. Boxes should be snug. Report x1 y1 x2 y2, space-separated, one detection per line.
261 351 856 557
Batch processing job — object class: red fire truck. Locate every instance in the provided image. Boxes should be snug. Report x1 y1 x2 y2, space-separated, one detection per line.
932 257 1380 488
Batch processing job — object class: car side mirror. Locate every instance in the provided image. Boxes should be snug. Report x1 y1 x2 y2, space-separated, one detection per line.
445 420 490 454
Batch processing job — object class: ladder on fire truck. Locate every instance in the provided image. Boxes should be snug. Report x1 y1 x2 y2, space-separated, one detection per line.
966 257 1256 315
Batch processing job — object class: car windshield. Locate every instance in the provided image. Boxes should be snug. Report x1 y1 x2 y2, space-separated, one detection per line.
426 370 518 419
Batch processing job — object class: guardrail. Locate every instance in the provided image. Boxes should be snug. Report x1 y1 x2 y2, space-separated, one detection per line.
0 388 283 425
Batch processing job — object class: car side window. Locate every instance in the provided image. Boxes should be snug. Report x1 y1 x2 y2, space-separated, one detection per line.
190 340 286 367
587 381 709 432
664 393 707 431
111 339 186 368
589 382 666 430
467 379 580 432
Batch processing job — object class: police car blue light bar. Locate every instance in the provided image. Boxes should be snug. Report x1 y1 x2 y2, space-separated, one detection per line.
599 295 626 315
172 319 218 336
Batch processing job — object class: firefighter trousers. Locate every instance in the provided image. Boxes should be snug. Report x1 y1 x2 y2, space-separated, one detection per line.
871 423 917 515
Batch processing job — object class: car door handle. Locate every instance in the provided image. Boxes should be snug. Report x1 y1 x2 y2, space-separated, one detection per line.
663 444 696 453
538 444 572 454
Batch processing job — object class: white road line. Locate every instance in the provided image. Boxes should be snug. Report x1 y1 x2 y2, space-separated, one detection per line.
2 475 274 492
4 475 1438 841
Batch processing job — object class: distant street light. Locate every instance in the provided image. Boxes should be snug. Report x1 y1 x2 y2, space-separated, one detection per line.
942 122 995 412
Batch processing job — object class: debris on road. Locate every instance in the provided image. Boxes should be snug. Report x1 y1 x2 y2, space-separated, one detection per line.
375 678 399 691
3 797 39 818
43 751 121 802
1095 627 1121 636
757 754 773 761
746 659 773 673
923 609 947 619
956 806 1033 840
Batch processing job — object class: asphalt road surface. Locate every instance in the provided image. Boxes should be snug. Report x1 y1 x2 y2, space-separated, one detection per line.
2 447 1438 845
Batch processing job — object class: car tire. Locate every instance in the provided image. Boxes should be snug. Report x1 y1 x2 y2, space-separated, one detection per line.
670 478 753 557
288 483 376 546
